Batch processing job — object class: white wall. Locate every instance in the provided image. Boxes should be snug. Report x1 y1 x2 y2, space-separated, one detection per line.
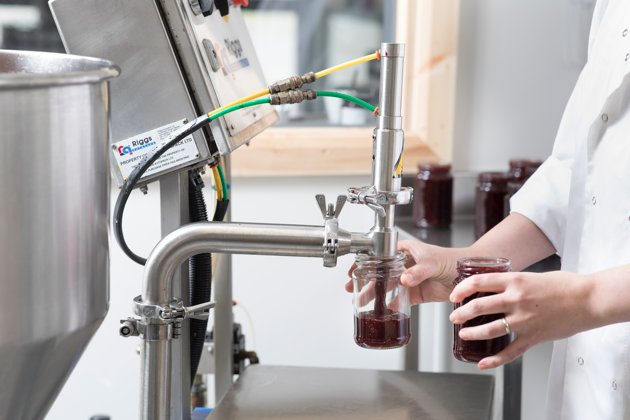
453 0 593 172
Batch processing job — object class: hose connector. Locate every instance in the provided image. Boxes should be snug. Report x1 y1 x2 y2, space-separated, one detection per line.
269 89 317 105
268 72 316 94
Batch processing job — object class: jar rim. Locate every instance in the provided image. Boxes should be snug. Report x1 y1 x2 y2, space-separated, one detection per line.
457 257 511 269
354 252 407 265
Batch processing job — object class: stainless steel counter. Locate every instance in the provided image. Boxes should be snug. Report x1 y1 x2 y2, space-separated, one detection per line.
208 365 494 420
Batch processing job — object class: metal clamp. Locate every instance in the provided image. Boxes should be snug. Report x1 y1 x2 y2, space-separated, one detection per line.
119 318 173 341
159 300 216 321
315 195 346 267
347 186 413 217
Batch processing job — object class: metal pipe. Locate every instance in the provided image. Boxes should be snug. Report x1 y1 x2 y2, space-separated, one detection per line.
142 222 371 304
141 339 171 420
138 221 372 417
370 42 406 257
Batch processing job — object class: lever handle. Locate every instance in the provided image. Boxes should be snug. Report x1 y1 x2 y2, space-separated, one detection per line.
315 194 347 219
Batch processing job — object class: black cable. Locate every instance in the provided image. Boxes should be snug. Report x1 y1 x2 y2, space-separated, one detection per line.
113 116 211 265
188 170 212 384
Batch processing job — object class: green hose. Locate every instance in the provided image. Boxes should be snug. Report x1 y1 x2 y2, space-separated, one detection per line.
217 164 228 200
316 90 376 113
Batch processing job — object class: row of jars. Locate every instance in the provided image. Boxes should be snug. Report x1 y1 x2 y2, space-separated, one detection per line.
412 159 542 237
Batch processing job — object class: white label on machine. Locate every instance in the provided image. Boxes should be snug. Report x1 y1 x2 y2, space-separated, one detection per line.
112 120 200 180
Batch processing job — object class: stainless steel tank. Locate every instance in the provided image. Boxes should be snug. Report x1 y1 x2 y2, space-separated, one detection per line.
0 50 119 420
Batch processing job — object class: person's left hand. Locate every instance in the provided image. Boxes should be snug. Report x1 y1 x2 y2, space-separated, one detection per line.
449 270 596 370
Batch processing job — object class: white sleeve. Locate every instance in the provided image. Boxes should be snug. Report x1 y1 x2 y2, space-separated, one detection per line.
510 156 571 256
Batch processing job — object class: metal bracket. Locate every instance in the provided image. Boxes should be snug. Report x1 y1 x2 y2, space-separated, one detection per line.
347 186 413 217
315 194 347 267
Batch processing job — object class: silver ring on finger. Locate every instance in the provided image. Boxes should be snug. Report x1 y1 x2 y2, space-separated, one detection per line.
501 316 512 335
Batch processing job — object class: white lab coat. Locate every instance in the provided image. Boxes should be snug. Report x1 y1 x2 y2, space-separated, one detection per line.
510 0 630 418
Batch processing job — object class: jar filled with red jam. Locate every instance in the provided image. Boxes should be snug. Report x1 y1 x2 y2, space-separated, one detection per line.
504 159 543 217
475 172 509 239
353 252 410 349
453 257 512 363
413 163 453 228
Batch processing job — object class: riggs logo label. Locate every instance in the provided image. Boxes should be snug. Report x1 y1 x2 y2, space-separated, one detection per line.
224 38 243 58
117 136 156 156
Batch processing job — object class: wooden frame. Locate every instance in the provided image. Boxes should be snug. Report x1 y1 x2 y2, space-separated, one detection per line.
232 0 460 176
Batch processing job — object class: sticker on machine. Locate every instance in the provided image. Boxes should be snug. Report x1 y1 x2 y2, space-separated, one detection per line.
112 120 200 180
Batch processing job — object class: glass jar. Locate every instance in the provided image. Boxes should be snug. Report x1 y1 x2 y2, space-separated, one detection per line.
413 163 453 228
352 252 410 349
504 159 542 217
475 172 509 239
453 257 512 363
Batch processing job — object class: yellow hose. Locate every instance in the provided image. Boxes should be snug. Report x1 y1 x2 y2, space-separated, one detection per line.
315 52 379 79
211 166 223 201
207 88 269 118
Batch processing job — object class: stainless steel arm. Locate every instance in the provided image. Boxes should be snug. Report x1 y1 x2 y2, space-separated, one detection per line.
142 221 373 304
134 221 372 419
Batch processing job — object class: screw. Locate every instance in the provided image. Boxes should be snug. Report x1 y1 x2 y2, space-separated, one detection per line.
230 124 235 130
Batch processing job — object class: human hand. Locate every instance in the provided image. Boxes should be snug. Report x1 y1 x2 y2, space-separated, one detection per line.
345 240 461 305
449 270 595 370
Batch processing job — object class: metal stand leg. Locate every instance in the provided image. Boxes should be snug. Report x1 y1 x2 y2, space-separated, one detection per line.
160 173 191 419
503 357 522 420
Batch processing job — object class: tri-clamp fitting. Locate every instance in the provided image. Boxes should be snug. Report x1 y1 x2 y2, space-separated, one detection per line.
120 297 215 340
316 194 347 267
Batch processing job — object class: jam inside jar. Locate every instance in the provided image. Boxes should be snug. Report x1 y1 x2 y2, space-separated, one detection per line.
453 257 512 363
353 252 410 349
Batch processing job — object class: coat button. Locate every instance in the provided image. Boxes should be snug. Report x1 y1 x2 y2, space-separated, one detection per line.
592 196 597 205
626 53 629 62
578 356 584 365
602 113 609 122
613 380 618 390
624 29 628 37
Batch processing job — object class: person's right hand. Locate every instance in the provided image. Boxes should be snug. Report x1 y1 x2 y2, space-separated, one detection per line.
397 240 461 304
345 240 463 305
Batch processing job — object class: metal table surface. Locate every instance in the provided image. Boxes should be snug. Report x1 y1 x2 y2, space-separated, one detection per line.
208 365 494 420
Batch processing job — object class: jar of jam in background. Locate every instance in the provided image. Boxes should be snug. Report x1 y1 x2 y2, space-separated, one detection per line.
475 172 509 239
504 159 543 217
413 163 453 228
352 252 410 349
453 257 512 363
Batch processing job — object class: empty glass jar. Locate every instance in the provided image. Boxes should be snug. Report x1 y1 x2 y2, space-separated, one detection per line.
453 257 512 363
352 252 410 349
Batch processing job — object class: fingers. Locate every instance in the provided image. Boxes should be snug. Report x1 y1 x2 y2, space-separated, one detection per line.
345 263 358 292
449 273 509 303
455 315 510 341
400 259 440 287
450 293 510 324
478 337 529 370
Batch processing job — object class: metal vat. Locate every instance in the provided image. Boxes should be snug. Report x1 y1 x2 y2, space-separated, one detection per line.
0 50 119 419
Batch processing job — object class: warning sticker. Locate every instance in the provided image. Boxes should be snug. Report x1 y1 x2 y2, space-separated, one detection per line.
112 120 200 180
